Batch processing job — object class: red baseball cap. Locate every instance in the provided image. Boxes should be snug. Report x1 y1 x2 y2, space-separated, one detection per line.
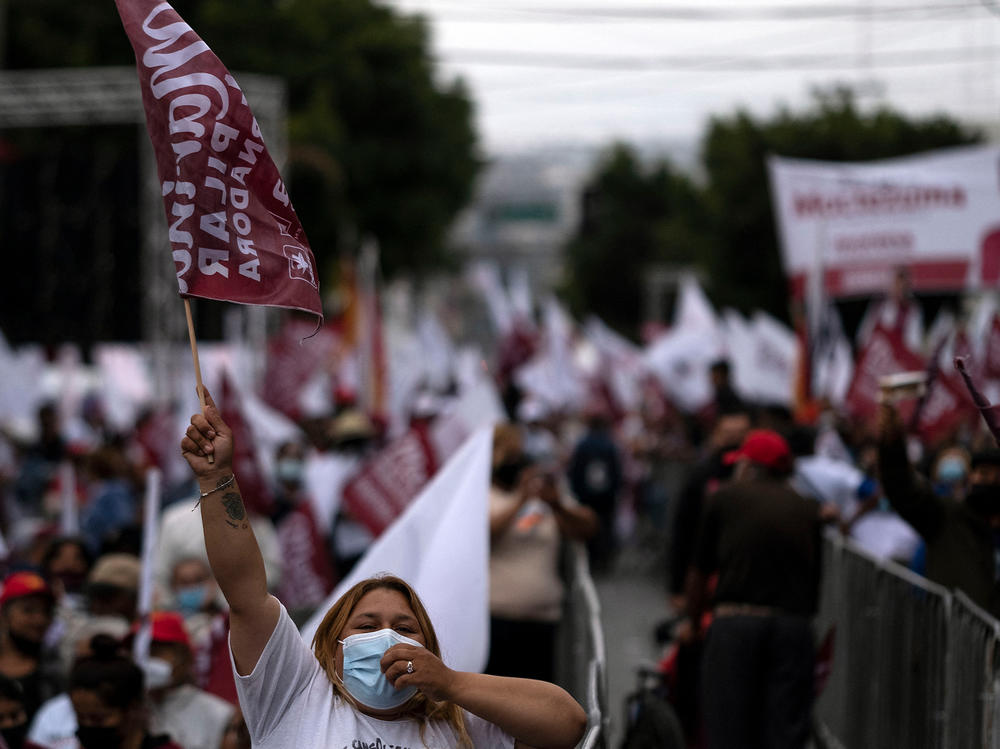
130 611 191 649
724 429 792 473
0 572 54 607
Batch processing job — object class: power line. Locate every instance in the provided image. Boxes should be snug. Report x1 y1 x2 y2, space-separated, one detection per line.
981 0 1000 16
437 44 1000 71
386 1 989 22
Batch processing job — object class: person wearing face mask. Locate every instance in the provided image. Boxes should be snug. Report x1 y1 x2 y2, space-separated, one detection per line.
487 424 598 683
0 573 61 724
166 558 238 706
269 441 335 623
68 634 182 749
42 538 93 608
879 402 1000 618
170 557 220 620
179 388 588 749
40 537 93 670
0 675 46 749
27 616 131 749
931 445 971 499
133 612 234 749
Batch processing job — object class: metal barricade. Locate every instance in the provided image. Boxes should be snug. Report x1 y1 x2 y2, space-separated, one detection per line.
945 591 1000 749
556 541 609 749
816 534 951 749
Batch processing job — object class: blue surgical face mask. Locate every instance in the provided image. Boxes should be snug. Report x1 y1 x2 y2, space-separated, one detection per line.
338 628 422 710
175 585 209 616
936 457 967 486
276 458 304 486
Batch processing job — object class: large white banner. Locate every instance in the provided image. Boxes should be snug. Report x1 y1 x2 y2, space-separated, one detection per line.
768 145 1000 298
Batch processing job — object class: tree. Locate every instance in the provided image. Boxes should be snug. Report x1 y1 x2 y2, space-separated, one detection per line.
701 86 981 321
562 87 981 337
188 0 481 277
1 0 479 344
561 143 711 336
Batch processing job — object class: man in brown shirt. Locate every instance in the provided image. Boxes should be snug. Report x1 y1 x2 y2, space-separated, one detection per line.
686 429 823 749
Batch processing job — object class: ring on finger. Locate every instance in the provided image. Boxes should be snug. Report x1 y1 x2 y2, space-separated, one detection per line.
406 660 414 674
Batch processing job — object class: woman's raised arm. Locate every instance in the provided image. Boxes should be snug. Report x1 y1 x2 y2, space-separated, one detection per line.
180 387 280 675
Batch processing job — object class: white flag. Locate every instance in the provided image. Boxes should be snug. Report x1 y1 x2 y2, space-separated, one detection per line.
644 329 723 412
674 276 720 336
300 428 493 673
466 262 513 336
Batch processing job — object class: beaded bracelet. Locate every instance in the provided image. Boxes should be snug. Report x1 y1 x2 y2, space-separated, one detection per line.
199 474 235 499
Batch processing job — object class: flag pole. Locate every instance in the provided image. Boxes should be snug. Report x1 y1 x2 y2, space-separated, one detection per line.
184 298 214 464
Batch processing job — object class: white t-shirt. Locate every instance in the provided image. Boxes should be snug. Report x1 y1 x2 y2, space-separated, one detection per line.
232 603 515 748
28 692 76 748
150 683 234 749
793 455 865 517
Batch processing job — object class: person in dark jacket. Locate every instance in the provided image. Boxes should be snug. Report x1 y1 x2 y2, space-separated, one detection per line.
878 402 1000 617
0 573 61 724
567 411 623 573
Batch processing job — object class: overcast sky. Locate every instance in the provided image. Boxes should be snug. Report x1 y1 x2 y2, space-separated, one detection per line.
383 0 1000 155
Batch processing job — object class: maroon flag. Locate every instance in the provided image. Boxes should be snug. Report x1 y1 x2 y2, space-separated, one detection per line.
954 357 1000 443
844 324 925 427
261 316 339 421
985 314 1000 380
916 367 976 446
341 425 439 536
115 0 322 319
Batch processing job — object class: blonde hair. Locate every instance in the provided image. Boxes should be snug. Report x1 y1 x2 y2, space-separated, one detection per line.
311 575 472 748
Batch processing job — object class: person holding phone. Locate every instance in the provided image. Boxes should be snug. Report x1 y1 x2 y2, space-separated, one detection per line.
486 424 598 684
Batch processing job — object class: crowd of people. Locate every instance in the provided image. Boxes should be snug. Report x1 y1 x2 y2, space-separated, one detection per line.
628 354 1000 748
0 299 998 748
0 366 615 747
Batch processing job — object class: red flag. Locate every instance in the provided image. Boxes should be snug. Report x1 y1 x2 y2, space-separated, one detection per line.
274 503 336 610
115 0 322 319
133 406 178 475
916 368 976 447
261 316 339 421
985 315 1000 380
218 373 274 516
341 425 438 536
844 324 925 428
496 322 539 384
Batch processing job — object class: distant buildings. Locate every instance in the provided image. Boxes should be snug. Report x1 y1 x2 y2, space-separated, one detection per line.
449 140 700 300
449 146 592 292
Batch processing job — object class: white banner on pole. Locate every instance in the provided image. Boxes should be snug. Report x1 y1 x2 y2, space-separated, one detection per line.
59 462 79 536
768 145 1000 298
134 468 162 669
299 428 493 673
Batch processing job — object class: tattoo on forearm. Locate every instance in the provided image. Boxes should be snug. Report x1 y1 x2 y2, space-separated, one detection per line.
221 491 249 529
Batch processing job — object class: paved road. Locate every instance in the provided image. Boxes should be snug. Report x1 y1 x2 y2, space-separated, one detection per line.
593 538 675 747
590 532 821 749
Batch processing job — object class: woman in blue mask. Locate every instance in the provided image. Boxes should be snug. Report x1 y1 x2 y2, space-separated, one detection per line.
181 388 587 748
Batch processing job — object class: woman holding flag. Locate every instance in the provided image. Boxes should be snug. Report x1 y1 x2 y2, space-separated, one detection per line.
180 388 587 749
